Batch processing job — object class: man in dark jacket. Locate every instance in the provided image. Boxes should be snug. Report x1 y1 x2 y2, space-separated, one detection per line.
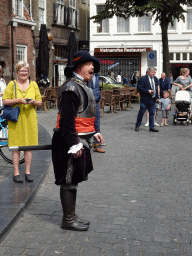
131 71 137 87
52 51 104 231
135 67 159 132
159 72 171 98
90 73 105 153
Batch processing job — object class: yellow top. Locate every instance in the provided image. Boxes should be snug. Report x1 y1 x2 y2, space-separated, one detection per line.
3 80 42 147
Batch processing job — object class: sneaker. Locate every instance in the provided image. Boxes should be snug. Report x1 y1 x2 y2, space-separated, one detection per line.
154 122 160 126
164 123 168 126
160 123 164 127
145 122 149 127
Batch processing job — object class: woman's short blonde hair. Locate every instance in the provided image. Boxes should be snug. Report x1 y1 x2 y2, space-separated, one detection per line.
180 68 189 75
15 61 29 73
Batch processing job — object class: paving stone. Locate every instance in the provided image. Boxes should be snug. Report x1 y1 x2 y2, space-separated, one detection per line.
1 106 192 255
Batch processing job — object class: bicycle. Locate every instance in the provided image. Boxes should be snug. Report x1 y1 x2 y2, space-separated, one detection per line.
0 114 25 164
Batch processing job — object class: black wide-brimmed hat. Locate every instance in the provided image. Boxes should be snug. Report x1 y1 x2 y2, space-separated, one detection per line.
64 50 100 77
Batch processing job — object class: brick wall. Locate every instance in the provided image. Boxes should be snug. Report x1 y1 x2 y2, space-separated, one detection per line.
14 25 35 81
0 1 35 84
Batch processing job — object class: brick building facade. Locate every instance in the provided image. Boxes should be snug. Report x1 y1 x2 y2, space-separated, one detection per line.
1 0 89 87
0 0 36 84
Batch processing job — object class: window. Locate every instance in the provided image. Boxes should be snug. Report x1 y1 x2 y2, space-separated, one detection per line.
168 20 176 31
39 0 46 27
69 0 76 8
187 3 192 30
69 0 76 27
183 53 187 60
169 53 174 61
176 53 180 61
138 15 151 32
97 5 109 33
58 65 66 86
54 44 68 59
117 17 129 33
56 0 65 23
16 45 27 62
12 0 23 17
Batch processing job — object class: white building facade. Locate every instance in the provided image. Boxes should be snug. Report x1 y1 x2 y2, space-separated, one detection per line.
90 1 192 82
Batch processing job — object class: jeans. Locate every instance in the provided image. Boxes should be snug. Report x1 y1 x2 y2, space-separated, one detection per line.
136 102 155 129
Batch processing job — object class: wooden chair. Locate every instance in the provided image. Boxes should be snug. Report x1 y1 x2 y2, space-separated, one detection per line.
112 87 125 111
41 88 50 112
47 87 58 108
121 88 131 108
102 90 116 113
130 87 140 102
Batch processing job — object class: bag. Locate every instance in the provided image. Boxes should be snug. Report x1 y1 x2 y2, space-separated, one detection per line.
1 81 20 122
1 105 20 122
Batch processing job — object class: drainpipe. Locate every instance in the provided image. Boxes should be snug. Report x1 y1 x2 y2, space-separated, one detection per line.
11 22 14 80
29 0 32 19
86 0 87 41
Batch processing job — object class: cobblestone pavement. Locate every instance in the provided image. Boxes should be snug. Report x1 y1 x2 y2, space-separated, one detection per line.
1 104 192 256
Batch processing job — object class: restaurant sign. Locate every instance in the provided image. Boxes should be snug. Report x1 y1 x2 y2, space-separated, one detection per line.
98 48 148 53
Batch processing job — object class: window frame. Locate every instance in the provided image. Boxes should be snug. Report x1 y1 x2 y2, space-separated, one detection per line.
96 5 109 33
187 3 192 30
12 0 23 18
117 16 129 33
168 20 176 31
56 0 65 24
16 45 27 63
39 0 46 28
68 0 77 27
138 15 151 33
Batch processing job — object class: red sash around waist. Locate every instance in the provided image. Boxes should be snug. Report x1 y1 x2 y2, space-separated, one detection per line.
56 114 95 133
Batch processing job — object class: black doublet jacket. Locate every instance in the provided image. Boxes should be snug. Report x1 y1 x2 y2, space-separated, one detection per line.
52 76 95 186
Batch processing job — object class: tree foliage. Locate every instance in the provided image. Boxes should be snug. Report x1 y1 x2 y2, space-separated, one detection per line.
91 0 192 26
91 0 192 76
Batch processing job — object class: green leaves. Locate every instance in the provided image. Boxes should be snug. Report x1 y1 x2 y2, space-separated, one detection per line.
91 0 191 24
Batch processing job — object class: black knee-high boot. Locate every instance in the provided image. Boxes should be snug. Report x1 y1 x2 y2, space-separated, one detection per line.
60 187 89 231
72 190 90 226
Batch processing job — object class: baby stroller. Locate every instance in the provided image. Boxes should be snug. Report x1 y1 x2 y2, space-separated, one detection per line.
173 90 191 125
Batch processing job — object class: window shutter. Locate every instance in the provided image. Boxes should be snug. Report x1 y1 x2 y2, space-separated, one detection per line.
68 7 72 26
64 6 68 25
54 2 58 23
75 10 79 28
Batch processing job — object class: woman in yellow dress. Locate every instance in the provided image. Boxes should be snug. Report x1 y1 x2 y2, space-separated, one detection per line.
3 61 42 183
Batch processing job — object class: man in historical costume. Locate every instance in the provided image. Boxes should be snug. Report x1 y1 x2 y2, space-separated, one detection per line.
52 51 104 231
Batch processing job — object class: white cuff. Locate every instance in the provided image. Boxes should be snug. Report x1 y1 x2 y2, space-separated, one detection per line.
68 143 83 154
94 132 100 137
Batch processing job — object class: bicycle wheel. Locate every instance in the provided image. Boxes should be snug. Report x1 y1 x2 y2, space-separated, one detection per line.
0 146 25 164
0 120 25 164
